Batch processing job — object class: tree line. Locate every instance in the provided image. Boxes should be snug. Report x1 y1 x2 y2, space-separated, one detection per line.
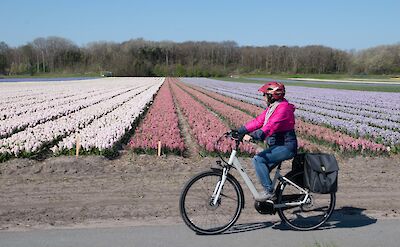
0 37 399 77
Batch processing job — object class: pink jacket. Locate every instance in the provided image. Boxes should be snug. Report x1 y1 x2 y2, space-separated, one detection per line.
244 99 295 137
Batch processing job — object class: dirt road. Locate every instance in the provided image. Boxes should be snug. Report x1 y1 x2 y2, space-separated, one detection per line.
0 153 399 231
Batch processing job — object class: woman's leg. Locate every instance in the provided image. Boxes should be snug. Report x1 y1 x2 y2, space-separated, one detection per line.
252 146 295 192
252 154 273 192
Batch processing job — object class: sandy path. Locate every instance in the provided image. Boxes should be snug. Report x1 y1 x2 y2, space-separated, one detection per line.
0 153 399 231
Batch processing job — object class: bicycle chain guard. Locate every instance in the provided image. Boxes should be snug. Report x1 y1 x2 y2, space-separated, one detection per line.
254 201 276 215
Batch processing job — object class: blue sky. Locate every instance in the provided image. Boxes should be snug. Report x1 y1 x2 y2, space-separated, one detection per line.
1 0 399 50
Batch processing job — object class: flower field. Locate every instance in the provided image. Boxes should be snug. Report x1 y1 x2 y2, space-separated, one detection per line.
1 76 397 162
182 78 399 153
174 81 337 152
168 78 256 154
0 77 164 161
186 83 387 153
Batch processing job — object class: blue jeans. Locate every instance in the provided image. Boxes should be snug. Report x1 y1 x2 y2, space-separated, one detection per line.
252 145 296 192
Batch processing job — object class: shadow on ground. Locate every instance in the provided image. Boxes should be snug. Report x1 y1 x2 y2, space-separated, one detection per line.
210 206 377 235
273 206 377 231
223 222 275 235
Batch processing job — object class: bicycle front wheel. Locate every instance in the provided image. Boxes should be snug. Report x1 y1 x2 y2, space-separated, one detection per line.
179 170 243 235
277 171 336 231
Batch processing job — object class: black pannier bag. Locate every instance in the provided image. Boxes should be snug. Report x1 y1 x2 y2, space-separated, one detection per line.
290 153 306 187
292 153 306 172
304 153 339 194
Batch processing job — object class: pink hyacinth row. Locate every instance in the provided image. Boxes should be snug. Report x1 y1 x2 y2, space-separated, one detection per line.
128 78 185 152
296 121 387 153
185 82 387 153
170 79 256 154
182 78 399 147
193 86 262 116
176 81 322 152
176 81 254 127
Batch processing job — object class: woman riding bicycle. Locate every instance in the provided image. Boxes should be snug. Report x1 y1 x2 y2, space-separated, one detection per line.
236 81 298 201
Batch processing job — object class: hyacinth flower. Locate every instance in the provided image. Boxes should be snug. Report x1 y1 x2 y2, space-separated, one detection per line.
180 79 390 154
52 79 163 155
176 80 324 153
1 78 164 158
170 79 257 155
0 87 128 138
181 77 400 147
177 81 254 127
129 78 185 154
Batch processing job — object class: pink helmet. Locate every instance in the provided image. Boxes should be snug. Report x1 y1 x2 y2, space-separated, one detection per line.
258 81 285 100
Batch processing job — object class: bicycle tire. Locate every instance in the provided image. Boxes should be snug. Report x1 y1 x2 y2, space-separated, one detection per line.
179 170 243 235
277 170 336 231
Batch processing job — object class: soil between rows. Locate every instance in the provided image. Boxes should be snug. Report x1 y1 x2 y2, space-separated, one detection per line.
0 153 399 231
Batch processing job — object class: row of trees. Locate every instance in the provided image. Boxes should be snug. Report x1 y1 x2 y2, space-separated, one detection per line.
0 37 399 76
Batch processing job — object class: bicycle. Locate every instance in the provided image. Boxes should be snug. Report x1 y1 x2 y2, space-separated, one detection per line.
179 130 336 234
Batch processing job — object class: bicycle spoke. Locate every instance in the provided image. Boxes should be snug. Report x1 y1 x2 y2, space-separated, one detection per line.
220 193 238 201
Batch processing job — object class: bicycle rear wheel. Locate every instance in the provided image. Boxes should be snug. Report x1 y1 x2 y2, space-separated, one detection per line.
179 170 243 235
277 171 335 230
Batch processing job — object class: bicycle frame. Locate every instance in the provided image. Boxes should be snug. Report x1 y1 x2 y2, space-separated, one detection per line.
212 149 310 209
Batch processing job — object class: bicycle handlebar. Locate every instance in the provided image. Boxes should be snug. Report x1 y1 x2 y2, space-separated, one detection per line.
214 130 258 166
225 130 256 143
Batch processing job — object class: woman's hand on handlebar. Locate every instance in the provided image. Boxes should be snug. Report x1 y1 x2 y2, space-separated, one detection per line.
242 134 253 142
227 130 254 143
242 134 262 152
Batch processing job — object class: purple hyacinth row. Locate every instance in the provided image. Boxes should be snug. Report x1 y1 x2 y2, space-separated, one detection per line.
177 81 331 153
184 81 387 153
182 78 400 147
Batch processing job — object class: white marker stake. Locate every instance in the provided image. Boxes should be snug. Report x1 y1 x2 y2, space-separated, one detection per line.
76 134 81 157
158 141 161 157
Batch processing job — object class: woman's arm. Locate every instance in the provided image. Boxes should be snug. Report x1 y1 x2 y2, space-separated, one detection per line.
236 109 268 141
247 103 295 141
243 109 268 133
260 103 295 136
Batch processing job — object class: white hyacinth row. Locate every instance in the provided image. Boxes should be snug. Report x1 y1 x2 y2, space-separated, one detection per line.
0 80 90 108
52 83 161 153
0 85 147 155
0 77 164 157
0 88 106 120
0 86 136 137
0 78 112 111
0 91 73 112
